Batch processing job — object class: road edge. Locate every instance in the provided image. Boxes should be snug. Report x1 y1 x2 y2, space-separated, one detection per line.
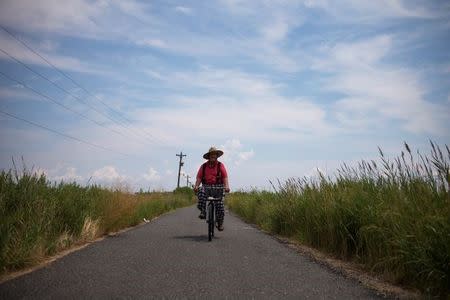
0 205 194 284
226 209 421 300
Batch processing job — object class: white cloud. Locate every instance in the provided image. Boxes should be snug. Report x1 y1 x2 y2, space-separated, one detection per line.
175 6 193 15
143 69 165 80
223 139 242 152
143 167 161 182
39 165 83 182
0 0 103 36
118 1 306 72
130 67 332 145
0 0 158 42
261 18 290 42
236 149 255 166
220 139 255 166
317 35 392 69
314 35 449 135
92 165 124 181
113 0 150 19
1 0 448 193
53 167 83 182
138 39 167 49
219 0 257 15
170 67 278 97
0 87 42 102
0 33 101 73
0 126 54 149
37 39 59 52
217 1 306 71
302 0 437 21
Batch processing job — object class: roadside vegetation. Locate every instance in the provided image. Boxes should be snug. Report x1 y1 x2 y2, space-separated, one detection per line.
227 142 449 297
0 167 194 275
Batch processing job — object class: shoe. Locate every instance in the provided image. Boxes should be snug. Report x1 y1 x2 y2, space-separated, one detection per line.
217 222 224 231
198 211 206 219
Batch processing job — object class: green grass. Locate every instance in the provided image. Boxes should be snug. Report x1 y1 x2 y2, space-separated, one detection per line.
227 142 449 297
0 168 195 274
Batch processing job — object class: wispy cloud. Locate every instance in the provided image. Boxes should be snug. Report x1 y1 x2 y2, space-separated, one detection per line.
0 0 160 42
0 32 102 73
1 0 449 190
132 67 332 144
175 6 193 15
0 0 103 36
313 35 449 135
0 86 42 102
303 0 439 21
137 39 167 49
91 165 127 182
53 166 83 182
220 139 254 166
143 167 161 182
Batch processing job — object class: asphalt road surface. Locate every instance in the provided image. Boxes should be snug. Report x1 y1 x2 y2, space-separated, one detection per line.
0 206 384 299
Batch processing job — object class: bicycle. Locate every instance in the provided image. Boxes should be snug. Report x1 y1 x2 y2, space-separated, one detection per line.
203 186 225 242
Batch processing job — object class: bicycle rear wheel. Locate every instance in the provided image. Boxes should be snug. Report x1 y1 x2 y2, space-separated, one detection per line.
208 203 214 241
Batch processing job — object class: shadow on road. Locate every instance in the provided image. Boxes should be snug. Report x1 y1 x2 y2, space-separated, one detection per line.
173 235 220 242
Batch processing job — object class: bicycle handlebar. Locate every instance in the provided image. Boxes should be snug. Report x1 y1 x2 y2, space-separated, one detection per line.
194 185 230 195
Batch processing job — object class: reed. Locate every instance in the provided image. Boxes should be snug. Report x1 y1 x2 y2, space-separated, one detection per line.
227 142 449 296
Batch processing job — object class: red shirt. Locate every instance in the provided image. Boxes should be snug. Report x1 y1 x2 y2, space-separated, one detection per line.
197 161 228 185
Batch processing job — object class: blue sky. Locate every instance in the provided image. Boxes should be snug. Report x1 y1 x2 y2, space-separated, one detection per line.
0 0 449 191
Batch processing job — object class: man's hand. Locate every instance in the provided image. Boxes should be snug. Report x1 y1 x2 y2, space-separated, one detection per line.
194 186 199 194
225 187 230 193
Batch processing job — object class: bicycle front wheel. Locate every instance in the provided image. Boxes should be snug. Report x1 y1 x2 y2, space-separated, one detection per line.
208 203 214 241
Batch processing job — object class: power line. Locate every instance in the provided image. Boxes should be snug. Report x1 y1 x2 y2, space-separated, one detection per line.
0 47 120 127
0 46 161 146
0 70 157 148
0 109 130 157
0 25 168 146
0 70 127 139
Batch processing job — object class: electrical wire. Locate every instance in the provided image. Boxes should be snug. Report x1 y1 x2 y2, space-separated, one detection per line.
0 70 123 137
0 46 162 146
0 109 131 157
0 25 168 145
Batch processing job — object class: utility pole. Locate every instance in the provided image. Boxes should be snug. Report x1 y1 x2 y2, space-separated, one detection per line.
176 151 186 188
186 174 191 187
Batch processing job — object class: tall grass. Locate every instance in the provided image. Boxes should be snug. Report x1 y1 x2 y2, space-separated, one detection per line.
0 168 195 274
227 142 449 296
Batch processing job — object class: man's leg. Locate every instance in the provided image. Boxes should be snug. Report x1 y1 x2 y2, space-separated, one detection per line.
197 187 207 219
215 199 225 230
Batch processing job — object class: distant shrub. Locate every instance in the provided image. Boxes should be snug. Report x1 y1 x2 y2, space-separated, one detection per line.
173 186 194 198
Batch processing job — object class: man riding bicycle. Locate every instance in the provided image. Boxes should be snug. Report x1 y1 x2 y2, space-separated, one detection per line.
194 147 230 231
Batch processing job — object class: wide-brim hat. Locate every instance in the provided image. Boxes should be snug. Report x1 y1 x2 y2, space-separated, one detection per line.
203 146 224 159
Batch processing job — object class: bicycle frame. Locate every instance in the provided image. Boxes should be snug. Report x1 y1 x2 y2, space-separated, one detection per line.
203 186 224 242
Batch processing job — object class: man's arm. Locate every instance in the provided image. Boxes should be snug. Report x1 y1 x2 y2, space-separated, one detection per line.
194 165 203 193
194 177 201 193
223 177 230 193
220 163 230 193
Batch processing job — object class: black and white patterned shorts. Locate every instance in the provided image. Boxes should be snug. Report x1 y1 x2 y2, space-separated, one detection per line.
197 184 225 223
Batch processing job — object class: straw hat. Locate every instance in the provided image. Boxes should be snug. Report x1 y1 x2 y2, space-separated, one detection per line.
203 146 224 159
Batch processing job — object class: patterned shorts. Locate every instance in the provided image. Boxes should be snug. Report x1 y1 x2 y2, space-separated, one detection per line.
197 184 225 223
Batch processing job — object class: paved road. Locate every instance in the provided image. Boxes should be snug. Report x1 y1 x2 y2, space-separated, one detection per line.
0 206 384 299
